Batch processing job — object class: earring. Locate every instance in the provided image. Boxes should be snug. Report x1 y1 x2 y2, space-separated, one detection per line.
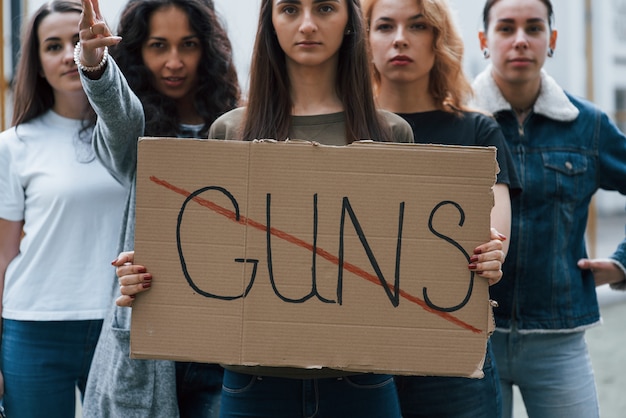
345 28 352 35
482 48 490 59
547 48 554 57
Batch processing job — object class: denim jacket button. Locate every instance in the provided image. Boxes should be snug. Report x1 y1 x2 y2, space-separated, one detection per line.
565 161 573 171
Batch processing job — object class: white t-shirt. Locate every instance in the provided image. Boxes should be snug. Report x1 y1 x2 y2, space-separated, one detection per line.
0 110 126 321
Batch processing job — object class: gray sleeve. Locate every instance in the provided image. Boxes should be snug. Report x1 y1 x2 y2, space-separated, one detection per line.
80 58 145 187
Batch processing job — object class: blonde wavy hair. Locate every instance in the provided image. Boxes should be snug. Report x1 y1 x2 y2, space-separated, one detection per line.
362 0 473 113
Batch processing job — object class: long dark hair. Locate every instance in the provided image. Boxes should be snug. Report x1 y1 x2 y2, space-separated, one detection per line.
242 0 391 143
113 0 240 137
11 0 94 127
482 0 555 31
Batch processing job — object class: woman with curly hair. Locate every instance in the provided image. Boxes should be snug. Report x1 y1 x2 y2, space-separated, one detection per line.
75 0 239 416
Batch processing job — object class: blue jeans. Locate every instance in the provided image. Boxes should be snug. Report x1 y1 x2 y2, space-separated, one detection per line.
220 370 401 418
176 362 224 418
1 319 102 418
492 329 600 418
394 340 502 418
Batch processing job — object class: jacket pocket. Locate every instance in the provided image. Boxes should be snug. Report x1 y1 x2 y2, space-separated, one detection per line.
541 151 589 203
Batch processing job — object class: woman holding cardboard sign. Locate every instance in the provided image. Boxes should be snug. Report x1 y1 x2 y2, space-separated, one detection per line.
117 0 516 416
474 0 626 416
362 0 519 416
205 0 410 416
120 0 412 416
75 0 240 416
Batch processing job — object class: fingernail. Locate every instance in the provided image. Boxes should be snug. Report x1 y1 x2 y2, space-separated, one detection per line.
474 248 482 255
143 274 152 281
468 263 477 270
111 258 118 265
142 282 152 289
470 255 480 263
137 266 147 273
129 295 136 299
498 233 507 241
476 271 484 275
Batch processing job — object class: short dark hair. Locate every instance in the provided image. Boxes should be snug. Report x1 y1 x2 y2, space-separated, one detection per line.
482 0 555 32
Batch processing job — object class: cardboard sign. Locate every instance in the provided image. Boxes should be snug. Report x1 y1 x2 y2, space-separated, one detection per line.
130 138 498 377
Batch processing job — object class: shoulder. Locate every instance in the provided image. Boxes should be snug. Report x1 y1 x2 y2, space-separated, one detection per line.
0 126 19 145
208 107 245 140
0 114 47 146
462 110 501 132
377 110 413 143
564 92 602 116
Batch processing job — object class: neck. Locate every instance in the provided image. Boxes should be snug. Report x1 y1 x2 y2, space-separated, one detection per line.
53 90 90 119
287 57 343 116
376 78 437 114
492 71 541 113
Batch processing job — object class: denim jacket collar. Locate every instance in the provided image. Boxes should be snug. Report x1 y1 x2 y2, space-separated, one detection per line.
472 65 579 122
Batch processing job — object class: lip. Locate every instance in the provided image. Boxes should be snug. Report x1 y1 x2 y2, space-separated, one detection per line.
162 77 186 88
64 69 80 77
296 41 322 48
389 55 413 66
508 57 533 65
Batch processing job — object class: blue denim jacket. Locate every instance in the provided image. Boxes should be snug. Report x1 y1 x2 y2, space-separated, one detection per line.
473 67 626 332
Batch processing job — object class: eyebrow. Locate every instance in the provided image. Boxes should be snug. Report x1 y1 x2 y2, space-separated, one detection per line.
374 13 424 22
496 17 546 24
147 34 199 41
275 0 341 5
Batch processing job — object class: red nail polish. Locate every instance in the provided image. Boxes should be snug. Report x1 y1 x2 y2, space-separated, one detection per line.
474 248 482 255
470 255 480 263
143 274 152 281
476 271 484 275
142 282 152 289
110 259 118 265
468 263 477 270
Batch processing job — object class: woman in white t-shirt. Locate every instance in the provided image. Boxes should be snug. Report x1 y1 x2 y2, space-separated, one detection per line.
0 2 126 417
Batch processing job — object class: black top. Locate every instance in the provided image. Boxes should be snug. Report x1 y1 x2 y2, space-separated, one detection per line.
397 110 521 192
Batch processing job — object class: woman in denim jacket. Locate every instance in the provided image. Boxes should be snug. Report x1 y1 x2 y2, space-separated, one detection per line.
472 0 626 417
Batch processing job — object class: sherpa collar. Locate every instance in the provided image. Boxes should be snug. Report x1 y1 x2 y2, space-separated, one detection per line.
472 65 579 122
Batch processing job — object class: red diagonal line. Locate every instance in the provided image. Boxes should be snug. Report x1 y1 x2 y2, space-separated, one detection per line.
150 176 482 334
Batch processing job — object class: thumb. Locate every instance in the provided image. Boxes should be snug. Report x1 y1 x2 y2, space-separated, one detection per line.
577 258 592 270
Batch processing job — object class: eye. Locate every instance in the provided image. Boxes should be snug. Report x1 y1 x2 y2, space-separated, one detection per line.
280 5 298 15
410 22 429 31
45 43 63 52
495 24 513 34
319 4 335 13
183 40 199 49
148 41 165 49
374 23 394 32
